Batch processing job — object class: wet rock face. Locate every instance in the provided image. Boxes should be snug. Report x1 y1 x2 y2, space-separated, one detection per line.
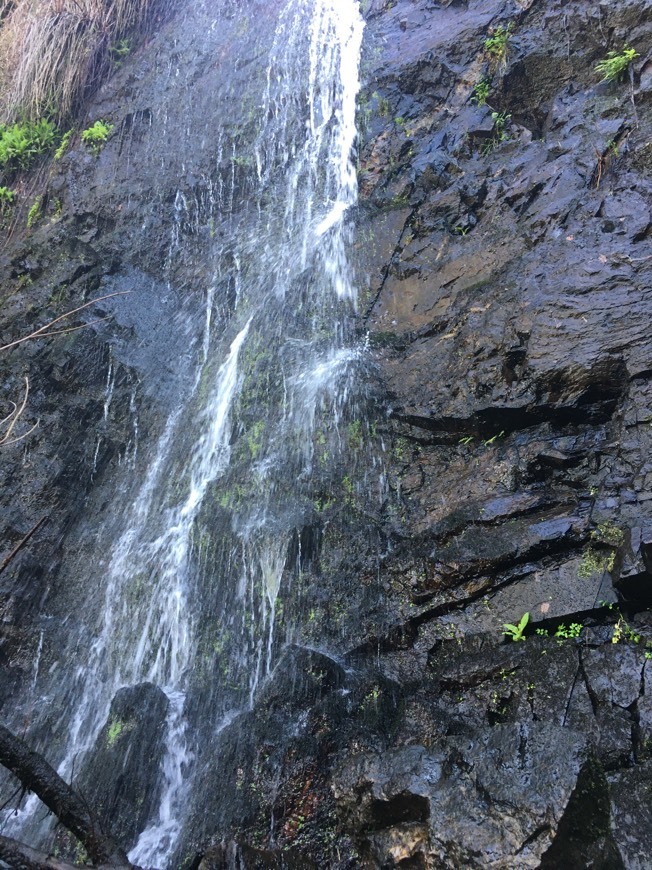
309 0 652 864
0 0 281 711
1 0 652 866
78 683 169 849
250 0 652 864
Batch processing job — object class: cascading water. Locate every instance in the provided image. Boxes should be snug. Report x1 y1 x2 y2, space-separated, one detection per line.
3 0 365 864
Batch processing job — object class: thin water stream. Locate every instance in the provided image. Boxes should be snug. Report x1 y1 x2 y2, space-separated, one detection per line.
4 0 365 863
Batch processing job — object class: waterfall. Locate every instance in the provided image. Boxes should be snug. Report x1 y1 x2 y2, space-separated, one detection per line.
3 0 365 864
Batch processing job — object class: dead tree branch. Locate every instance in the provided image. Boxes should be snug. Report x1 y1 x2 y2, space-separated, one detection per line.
0 516 47 577
0 376 39 446
0 291 130 354
0 834 84 870
0 724 134 868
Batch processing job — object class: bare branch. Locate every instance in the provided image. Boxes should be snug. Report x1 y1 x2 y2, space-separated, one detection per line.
0 516 47 576
0 833 83 870
0 724 132 867
0 376 33 445
0 292 130 353
25 317 111 341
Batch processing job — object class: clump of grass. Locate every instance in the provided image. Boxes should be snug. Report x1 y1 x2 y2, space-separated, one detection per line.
595 45 639 83
0 0 172 122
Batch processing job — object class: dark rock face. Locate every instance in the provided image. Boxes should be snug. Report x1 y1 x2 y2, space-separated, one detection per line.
1 0 652 867
77 683 169 850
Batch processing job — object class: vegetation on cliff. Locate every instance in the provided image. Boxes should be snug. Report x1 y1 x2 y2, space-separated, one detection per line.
0 0 171 123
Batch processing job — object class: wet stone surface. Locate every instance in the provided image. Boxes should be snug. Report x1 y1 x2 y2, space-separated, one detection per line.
1 0 652 866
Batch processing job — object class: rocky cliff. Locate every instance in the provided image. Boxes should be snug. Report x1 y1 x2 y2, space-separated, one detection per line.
1 0 651 867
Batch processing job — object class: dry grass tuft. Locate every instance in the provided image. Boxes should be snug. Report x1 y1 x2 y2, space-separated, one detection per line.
0 0 169 122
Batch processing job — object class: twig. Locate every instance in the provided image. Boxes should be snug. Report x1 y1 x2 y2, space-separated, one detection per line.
0 516 48 577
593 144 606 189
0 783 25 818
0 376 32 445
1 419 39 446
0 291 130 353
26 316 111 341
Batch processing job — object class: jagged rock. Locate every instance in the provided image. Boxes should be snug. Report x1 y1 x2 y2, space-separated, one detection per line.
1 0 651 865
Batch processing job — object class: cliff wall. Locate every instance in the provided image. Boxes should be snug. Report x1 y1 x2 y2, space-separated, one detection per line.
0 0 651 867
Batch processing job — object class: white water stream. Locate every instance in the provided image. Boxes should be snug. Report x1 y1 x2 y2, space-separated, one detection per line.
5 0 365 864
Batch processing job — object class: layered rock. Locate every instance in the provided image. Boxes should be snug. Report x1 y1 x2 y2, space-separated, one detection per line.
1 0 651 867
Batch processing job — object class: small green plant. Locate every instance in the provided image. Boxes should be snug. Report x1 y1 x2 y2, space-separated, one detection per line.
472 78 490 106
492 111 511 141
0 118 57 169
503 611 529 642
483 429 505 446
484 23 513 67
612 615 641 645
394 116 411 135
0 187 16 206
110 39 131 64
54 129 73 161
81 120 114 155
360 685 382 710
482 112 511 154
555 622 583 640
535 628 549 637
376 94 390 117
595 45 639 83
26 195 43 228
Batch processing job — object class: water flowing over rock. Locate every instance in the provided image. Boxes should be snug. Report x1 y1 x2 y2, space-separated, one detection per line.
0 0 651 867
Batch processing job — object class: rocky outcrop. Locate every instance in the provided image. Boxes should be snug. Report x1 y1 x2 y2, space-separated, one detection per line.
309 0 652 865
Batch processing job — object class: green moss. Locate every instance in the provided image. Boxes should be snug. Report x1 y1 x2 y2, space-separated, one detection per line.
27 195 43 228
54 129 73 160
107 719 124 747
347 420 363 450
591 521 624 548
244 419 265 460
